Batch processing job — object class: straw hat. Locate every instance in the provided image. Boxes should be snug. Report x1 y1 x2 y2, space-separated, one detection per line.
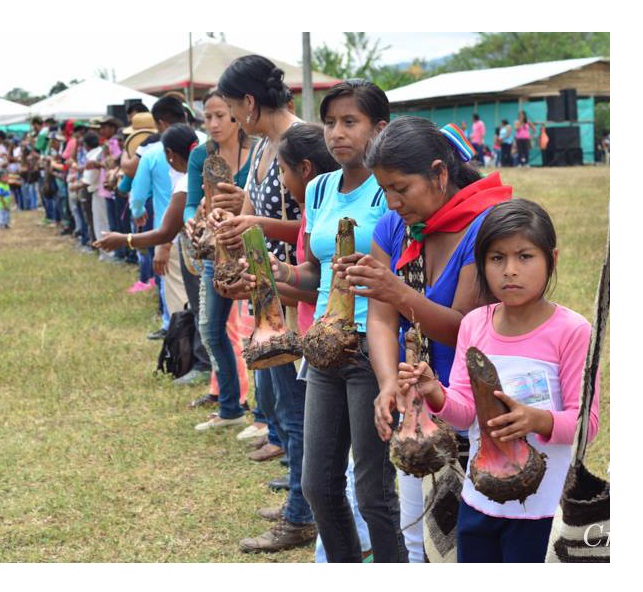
122 112 157 136
124 129 158 158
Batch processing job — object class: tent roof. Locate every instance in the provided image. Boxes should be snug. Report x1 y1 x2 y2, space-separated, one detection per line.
26 78 158 121
386 57 607 105
0 98 31 125
119 40 341 95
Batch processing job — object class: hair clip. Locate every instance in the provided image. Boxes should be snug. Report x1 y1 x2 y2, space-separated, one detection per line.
440 123 475 162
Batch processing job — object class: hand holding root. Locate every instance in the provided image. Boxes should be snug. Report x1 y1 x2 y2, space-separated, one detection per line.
398 361 444 410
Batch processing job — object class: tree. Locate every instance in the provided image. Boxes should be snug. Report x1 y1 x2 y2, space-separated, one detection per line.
49 81 68 96
312 32 388 80
2 87 44 106
311 32 430 91
433 32 610 74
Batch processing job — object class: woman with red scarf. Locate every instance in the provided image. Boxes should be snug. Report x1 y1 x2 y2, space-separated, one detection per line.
342 117 512 562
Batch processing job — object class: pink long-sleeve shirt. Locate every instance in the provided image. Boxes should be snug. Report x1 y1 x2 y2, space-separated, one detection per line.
428 303 599 519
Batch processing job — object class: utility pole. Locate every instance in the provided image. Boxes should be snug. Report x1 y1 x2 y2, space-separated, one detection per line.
188 32 194 107
302 33 314 122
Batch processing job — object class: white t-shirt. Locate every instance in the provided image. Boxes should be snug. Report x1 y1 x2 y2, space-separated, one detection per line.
82 147 102 192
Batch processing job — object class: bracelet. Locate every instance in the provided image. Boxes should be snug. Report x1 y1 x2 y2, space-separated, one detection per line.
282 264 293 285
127 233 134 249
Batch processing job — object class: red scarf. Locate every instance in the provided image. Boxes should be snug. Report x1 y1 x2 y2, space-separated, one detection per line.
396 172 513 270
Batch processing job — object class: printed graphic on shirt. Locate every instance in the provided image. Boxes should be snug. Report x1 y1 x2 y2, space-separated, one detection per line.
503 370 553 409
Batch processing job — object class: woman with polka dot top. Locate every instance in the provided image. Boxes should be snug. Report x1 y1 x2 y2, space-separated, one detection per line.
210 54 316 554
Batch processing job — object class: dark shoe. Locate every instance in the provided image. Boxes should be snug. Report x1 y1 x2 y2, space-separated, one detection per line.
240 518 316 553
172 368 211 386
188 393 218 409
268 474 290 492
147 328 167 340
248 443 285 462
257 505 285 521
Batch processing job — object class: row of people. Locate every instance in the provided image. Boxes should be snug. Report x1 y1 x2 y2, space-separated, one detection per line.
19 53 600 562
124 55 598 562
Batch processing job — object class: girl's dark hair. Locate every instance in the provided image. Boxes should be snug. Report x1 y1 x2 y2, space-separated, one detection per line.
365 116 481 188
84 131 100 150
217 55 291 118
161 123 198 162
202 87 249 148
320 79 390 125
278 123 339 175
474 198 558 303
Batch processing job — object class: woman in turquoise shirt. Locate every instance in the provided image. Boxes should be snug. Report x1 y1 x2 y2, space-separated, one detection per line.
184 89 254 422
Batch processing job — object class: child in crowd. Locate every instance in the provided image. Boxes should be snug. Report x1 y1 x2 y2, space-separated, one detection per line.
398 198 599 562
0 170 12 228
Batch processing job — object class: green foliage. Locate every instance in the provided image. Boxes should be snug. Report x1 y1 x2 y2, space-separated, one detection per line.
48 81 69 97
433 32 610 74
311 33 430 91
2 87 45 106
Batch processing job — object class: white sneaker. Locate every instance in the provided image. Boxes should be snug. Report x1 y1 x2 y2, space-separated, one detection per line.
195 413 246 431
236 423 270 441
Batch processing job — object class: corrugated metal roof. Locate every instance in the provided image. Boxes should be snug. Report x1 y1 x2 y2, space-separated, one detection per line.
386 57 605 104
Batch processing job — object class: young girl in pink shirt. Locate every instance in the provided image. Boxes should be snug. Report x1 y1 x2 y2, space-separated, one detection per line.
399 198 600 562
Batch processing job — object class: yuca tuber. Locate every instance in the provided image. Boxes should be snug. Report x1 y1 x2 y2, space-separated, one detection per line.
192 153 235 260
241 225 302 369
302 217 359 370
209 208 246 285
466 347 546 504
389 324 458 478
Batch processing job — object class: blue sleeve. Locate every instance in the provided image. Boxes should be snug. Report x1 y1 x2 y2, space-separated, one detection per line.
130 153 152 219
372 210 395 256
118 174 133 194
185 145 206 222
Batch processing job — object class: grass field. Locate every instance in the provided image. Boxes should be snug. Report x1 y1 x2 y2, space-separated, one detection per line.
0 165 610 563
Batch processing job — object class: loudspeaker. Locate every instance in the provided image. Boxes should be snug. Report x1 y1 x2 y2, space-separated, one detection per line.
547 96 565 121
124 98 144 111
561 88 578 121
547 126 580 150
543 147 583 167
107 104 127 127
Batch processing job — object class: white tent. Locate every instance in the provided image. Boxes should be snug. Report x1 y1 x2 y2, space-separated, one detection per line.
0 97 30 125
24 78 158 121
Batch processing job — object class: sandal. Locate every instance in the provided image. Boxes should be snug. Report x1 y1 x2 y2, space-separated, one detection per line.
188 393 219 409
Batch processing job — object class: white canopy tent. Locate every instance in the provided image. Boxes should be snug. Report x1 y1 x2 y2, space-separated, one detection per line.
17 78 158 123
0 97 31 125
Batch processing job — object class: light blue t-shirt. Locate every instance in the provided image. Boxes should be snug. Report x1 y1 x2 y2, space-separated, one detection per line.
306 170 388 332
129 141 172 227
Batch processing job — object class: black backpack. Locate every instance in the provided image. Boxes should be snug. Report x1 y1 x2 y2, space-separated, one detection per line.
156 307 196 378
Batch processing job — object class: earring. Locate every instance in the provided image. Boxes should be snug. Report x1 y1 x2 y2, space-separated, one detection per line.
439 183 445 194
245 113 252 124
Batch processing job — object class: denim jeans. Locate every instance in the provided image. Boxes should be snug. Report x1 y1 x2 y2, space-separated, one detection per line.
255 363 312 525
134 197 154 283
24 182 38 210
198 261 242 419
301 336 408 563
79 187 95 243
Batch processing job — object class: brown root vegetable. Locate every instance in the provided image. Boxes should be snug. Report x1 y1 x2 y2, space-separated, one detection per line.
302 217 359 370
209 209 246 285
466 347 547 504
241 225 302 370
193 153 235 261
389 324 458 478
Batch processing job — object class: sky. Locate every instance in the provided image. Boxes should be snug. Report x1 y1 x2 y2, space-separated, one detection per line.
0 32 479 98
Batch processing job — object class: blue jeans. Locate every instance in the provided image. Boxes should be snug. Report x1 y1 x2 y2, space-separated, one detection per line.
134 197 154 283
24 182 38 210
198 261 241 419
255 363 312 525
457 500 553 562
301 336 408 563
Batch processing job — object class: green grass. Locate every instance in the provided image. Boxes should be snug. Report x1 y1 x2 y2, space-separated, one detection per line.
0 165 610 562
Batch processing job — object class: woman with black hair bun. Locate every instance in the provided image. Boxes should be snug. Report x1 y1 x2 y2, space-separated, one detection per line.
206 54 317 554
